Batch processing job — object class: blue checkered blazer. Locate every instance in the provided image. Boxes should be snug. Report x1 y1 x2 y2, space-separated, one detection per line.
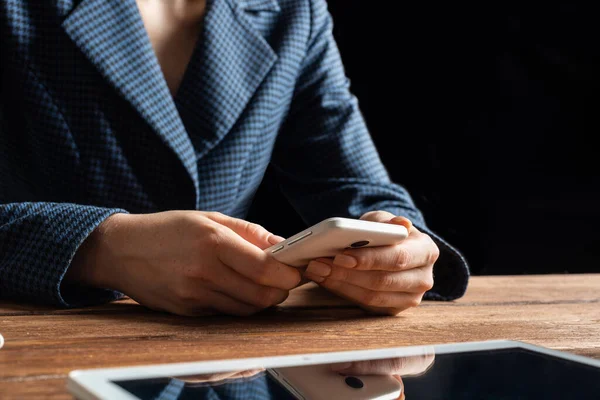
0 0 469 307
117 372 291 400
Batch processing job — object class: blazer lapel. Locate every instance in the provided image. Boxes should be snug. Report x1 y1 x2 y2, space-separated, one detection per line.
175 0 279 159
237 0 281 11
62 0 200 206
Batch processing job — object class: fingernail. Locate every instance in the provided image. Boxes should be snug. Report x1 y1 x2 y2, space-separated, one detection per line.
268 235 286 245
333 254 357 268
305 273 325 283
391 216 412 230
331 362 352 372
305 261 331 278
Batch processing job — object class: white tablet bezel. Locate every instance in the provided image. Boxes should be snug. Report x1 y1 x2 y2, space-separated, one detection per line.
66 340 600 400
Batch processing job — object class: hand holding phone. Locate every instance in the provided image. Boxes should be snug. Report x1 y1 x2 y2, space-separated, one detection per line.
268 363 403 400
265 217 408 267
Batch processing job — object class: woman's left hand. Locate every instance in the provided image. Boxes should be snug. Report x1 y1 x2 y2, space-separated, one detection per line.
303 210 439 315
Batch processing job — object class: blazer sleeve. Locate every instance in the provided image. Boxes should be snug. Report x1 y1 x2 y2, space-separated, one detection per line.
0 202 127 307
270 0 469 300
0 106 126 307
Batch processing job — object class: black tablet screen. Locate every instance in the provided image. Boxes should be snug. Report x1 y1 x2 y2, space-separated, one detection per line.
402 347 599 399
112 347 599 399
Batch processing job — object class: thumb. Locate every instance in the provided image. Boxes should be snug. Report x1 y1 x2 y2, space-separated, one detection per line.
360 211 413 232
205 212 285 250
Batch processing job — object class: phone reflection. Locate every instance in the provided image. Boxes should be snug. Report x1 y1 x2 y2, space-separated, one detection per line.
327 350 435 400
113 348 436 400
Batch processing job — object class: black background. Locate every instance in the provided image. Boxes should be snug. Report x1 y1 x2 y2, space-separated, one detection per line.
249 1 600 275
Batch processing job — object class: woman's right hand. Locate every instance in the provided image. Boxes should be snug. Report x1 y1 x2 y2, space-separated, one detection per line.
66 211 301 316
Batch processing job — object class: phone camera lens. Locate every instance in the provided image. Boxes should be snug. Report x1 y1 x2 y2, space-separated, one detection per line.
350 240 369 248
344 376 364 389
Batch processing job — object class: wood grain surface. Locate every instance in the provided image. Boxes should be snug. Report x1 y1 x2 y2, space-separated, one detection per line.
1 274 599 399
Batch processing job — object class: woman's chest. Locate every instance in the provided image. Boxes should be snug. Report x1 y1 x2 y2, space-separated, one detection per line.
135 0 207 96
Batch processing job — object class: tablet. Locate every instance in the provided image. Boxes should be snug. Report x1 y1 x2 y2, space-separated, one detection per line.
67 340 600 400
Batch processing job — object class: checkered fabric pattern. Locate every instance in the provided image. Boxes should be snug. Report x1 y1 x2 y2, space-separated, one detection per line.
116 372 292 400
0 0 469 307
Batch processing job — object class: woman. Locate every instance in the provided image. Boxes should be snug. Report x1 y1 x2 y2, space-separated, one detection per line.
0 0 468 316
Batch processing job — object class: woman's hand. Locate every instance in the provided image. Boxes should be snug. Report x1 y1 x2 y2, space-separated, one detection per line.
330 350 435 377
66 211 300 316
176 368 266 384
303 210 439 315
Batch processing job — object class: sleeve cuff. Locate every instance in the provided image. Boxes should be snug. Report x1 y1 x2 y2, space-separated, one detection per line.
56 206 129 307
358 206 470 301
415 225 470 301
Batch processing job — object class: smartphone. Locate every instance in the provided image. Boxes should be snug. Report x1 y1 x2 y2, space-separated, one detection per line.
267 364 402 400
265 217 409 267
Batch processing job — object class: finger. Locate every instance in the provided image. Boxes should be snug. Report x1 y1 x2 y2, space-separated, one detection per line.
394 376 405 400
360 211 413 232
179 371 241 383
180 368 264 383
234 369 265 379
312 276 424 310
199 291 264 317
166 290 262 317
331 353 435 376
360 210 396 223
332 231 438 271
205 212 285 249
401 353 436 377
308 260 433 293
215 228 301 290
202 262 290 309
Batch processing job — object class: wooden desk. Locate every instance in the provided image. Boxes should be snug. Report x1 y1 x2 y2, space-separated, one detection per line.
1 274 599 399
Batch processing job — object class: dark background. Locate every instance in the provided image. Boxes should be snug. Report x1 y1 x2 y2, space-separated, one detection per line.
249 2 600 275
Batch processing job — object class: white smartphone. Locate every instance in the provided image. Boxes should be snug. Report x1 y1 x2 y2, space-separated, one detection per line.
267 364 402 400
264 217 409 267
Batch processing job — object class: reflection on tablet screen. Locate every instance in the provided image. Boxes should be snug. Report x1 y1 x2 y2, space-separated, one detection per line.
115 370 295 400
111 347 599 400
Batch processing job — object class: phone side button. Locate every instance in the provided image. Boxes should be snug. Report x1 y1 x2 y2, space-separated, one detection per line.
271 245 285 254
287 231 312 246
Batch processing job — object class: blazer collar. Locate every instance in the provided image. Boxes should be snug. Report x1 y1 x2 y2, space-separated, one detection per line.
175 0 278 158
62 0 200 208
61 0 280 201
233 0 281 12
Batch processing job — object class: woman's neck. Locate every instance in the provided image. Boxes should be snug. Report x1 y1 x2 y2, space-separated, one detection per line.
136 0 208 96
